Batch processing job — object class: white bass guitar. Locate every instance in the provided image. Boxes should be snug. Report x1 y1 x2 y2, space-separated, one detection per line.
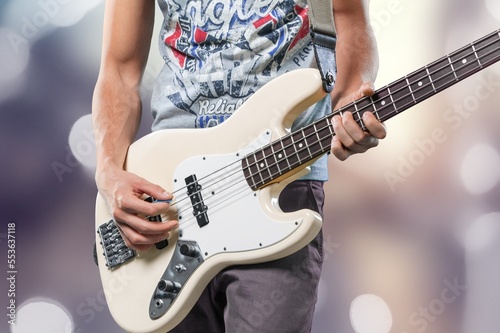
95 30 500 333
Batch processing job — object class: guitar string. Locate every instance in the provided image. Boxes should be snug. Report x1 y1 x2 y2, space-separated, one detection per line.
174 177 253 229
171 164 250 221
160 32 500 228
165 158 245 209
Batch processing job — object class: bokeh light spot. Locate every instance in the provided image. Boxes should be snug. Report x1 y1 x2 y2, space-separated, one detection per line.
68 114 96 170
350 294 393 333
49 0 104 27
461 143 500 195
485 0 500 22
464 212 500 253
11 299 73 333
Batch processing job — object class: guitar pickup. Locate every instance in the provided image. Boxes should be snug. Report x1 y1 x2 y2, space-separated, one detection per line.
97 219 136 269
185 175 209 227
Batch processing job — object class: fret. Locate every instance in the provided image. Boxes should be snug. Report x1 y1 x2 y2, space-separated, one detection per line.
291 130 311 162
352 112 364 131
303 124 322 156
262 145 279 181
282 135 299 168
245 155 258 179
407 68 434 101
302 124 316 137
472 44 481 68
352 97 373 128
301 124 315 139
404 77 417 106
447 56 459 81
272 140 291 173
305 119 332 157
313 123 323 154
386 86 397 120
351 98 361 121
370 96 377 127
371 87 394 122
351 101 363 130
241 157 251 188
424 66 437 92
475 32 500 65
243 155 258 189
374 109 381 127
450 45 481 78
390 78 414 114
356 96 371 110
321 120 332 151
290 132 302 161
303 123 323 158
253 149 270 184
352 101 359 114
317 118 334 152
427 57 455 90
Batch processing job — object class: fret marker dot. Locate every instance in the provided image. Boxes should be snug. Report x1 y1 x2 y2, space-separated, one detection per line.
298 143 303 148
418 81 423 87
278 153 283 158
462 59 467 64
260 163 265 168
381 100 386 106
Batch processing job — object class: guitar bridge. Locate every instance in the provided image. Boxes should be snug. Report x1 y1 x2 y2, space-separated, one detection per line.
97 219 136 269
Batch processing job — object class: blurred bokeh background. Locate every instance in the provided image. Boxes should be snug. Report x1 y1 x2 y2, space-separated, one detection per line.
0 0 499 332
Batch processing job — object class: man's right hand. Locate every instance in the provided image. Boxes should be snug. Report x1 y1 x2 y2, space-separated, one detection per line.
96 166 179 251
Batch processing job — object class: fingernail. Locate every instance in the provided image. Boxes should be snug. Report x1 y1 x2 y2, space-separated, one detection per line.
154 199 172 203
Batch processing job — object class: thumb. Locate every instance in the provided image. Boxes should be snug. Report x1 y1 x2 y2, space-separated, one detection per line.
359 82 375 97
134 176 173 201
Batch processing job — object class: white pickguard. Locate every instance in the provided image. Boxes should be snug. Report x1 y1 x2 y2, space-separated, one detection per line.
172 131 302 259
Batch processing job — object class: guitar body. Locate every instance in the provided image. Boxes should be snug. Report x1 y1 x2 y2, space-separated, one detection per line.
95 68 327 333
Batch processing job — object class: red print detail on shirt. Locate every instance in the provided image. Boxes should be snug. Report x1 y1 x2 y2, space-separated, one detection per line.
253 13 278 29
164 22 187 67
289 5 309 50
193 27 208 44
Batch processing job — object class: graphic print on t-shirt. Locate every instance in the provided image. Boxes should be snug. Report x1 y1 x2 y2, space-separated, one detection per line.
159 0 311 128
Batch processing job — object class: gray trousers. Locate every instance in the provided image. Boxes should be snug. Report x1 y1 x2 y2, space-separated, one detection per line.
169 180 325 333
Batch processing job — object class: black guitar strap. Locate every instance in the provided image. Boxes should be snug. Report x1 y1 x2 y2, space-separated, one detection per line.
307 0 337 93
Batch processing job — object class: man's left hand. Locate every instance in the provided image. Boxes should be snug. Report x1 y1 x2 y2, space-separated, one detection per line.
330 82 387 161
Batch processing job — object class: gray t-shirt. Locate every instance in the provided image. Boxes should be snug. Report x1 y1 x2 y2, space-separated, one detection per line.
151 0 331 181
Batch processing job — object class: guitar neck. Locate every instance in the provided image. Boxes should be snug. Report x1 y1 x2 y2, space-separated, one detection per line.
244 29 500 190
